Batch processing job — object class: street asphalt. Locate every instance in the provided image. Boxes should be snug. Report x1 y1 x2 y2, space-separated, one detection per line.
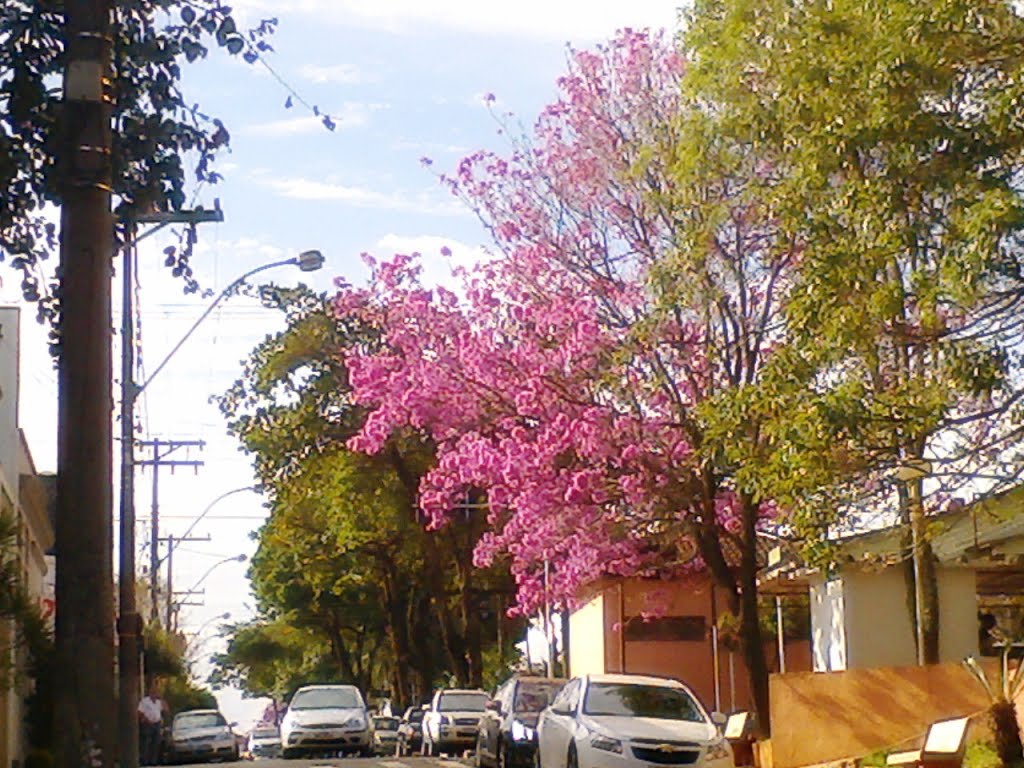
171 756 472 768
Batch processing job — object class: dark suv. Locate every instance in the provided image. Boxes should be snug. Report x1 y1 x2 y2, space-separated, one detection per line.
476 676 566 768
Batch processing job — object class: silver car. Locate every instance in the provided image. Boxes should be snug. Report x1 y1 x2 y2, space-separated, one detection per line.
280 684 372 758
169 709 239 764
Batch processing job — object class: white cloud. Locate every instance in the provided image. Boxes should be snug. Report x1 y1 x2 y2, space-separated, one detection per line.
258 176 467 217
299 63 371 84
242 101 388 137
231 0 681 42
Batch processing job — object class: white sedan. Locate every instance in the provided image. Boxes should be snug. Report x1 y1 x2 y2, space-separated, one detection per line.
536 674 732 768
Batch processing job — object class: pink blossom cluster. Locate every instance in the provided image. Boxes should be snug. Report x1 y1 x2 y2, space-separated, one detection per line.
333 30 776 614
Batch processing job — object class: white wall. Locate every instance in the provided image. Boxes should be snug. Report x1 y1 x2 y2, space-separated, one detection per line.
843 567 917 668
569 594 605 677
937 568 978 661
810 575 847 671
819 564 979 670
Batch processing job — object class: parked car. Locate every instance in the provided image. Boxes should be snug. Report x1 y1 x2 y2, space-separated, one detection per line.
536 674 732 768
247 724 282 759
477 676 567 768
167 709 239 764
422 688 489 756
280 684 372 758
395 706 425 756
372 715 401 755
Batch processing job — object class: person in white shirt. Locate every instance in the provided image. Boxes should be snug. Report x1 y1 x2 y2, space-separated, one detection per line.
138 680 167 765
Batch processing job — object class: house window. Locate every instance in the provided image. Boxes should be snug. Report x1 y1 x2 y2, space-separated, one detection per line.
624 616 707 642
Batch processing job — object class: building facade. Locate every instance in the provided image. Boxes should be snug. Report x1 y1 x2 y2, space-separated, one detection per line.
0 307 54 768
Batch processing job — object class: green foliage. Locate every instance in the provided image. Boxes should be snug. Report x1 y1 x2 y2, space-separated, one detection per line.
163 676 217 716
143 623 186 680
209 619 336 700
0 512 51 687
681 0 1024 542
965 742 1002 768
0 0 275 334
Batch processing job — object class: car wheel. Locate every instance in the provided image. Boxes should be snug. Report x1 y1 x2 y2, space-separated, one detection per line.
281 748 299 760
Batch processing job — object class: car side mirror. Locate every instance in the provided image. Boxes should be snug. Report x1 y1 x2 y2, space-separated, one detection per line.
486 700 502 714
711 712 727 727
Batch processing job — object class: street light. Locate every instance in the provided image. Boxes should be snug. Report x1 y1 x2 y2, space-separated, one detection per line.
160 486 260 627
188 553 248 593
117 230 323 768
169 554 246 632
185 611 231 645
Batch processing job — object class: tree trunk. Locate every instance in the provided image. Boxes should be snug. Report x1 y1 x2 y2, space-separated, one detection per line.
898 480 940 664
991 701 1023 768
382 570 413 711
738 497 770 735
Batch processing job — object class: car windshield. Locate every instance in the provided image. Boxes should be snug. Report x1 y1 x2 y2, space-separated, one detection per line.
175 713 225 731
438 692 488 712
582 683 705 722
514 682 564 713
252 729 278 739
374 717 400 730
290 688 362 710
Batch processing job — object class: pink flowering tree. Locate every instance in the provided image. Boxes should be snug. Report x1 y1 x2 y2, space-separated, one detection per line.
333 30 814 727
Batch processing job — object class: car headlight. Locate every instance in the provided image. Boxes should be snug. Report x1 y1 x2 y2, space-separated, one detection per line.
440 715 452 726
510 721 535 742
590 735 623 754
706 740 731 761
344 716 366 729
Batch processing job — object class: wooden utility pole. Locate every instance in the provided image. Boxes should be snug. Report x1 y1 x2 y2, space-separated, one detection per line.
55 2 115 768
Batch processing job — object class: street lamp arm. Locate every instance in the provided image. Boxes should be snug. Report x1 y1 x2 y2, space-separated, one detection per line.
137 258 297 395
176 486 258 546
188 553 248 595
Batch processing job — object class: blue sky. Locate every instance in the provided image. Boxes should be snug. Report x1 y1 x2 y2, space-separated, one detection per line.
13 0 682 727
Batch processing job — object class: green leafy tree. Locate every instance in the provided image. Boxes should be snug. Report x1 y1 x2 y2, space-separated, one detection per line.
683 0 1024 664
1 0 279 336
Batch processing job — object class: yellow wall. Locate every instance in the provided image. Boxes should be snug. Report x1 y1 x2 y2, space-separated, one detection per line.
769 661 1009 768
568 594 605 677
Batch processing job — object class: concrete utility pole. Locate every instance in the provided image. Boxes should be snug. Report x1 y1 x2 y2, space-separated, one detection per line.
161 533 211 629
137 438 204 624
118 207 221 768
55 2 116 768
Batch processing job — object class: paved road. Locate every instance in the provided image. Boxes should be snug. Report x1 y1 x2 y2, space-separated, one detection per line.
171 757 471 768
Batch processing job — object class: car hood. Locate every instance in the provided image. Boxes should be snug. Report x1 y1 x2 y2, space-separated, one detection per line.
287 708 365 727
439 710 484 719
251 737 280 745
174 726 231 741
581 716 716 744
